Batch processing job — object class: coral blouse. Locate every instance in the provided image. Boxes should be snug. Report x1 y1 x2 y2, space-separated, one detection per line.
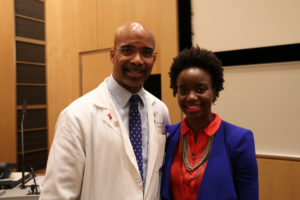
170 114 221 200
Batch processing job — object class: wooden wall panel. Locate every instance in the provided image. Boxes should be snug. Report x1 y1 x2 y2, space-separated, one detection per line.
46 0 98 147
257 156 300 200
0 0 16 162
46 0 80 148
80 50 112 95
77 0 98 52
160 0 182 124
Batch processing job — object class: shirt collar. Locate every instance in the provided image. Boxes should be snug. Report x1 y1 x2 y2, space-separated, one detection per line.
106 75 146 108
180 113 222 137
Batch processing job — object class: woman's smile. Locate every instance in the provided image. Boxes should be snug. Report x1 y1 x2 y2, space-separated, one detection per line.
185 105 201 112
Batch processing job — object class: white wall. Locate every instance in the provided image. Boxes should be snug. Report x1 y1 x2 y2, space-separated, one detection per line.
192 0 300 158
212 62 300 158
192 0 300 51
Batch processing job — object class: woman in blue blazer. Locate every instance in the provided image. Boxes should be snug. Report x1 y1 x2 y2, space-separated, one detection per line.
161 46 258 200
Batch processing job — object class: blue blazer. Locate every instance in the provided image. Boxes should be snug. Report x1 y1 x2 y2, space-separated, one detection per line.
161 120 259 200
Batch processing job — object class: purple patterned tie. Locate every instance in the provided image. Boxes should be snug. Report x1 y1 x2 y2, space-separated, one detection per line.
129 95 143 180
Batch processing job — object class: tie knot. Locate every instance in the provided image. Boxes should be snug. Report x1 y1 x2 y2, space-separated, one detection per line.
130 95 140 106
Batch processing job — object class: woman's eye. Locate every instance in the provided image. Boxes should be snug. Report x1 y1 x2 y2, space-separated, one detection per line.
178 88 188 95
197 88 206 93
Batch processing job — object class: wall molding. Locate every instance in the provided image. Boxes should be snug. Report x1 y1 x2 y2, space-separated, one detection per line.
215 43 300 66
257 154 300 162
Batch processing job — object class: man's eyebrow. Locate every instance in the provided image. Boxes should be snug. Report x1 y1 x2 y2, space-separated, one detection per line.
120 44 132 48
144 47 154 51
119 45 154 51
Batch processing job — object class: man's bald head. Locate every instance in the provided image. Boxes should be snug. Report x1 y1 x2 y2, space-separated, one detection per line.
114 22 155 48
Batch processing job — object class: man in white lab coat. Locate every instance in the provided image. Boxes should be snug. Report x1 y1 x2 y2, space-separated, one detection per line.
40 22 170 200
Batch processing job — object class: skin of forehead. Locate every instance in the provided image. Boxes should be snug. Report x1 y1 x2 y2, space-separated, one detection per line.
114 22 155 48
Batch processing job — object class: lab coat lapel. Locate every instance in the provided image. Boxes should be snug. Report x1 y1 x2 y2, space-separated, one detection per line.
96 82 141 177
117 110 141 175
95 82 153 184
144 94 158 191
93 83 121 134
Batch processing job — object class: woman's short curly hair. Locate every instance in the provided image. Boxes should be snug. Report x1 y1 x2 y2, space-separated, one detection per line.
169 46 224 101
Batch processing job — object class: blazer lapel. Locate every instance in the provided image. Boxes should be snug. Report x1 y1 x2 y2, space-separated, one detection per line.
197 127 224 199
197 121 236 200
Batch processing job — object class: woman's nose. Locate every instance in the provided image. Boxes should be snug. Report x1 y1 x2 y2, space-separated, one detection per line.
186 91 198 101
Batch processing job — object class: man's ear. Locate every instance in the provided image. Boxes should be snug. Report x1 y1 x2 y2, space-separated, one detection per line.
110 48 115 64
152 53 157 62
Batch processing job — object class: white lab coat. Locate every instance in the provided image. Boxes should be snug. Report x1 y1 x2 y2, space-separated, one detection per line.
40 81 170 200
